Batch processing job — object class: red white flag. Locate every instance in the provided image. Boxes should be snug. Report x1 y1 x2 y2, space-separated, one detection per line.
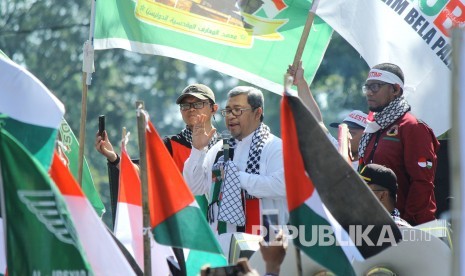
50 152 135 275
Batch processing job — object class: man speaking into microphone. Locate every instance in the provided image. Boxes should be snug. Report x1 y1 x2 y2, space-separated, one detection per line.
183 86 286 252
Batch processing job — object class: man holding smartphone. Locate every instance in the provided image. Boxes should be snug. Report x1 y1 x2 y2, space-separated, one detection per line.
94 83 219 275
95 83 219 212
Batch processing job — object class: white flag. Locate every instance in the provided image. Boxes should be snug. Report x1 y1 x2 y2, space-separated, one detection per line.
315 0 455 135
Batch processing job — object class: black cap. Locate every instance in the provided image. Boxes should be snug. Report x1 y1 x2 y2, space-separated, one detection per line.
359 164 397 197
329 121 365 129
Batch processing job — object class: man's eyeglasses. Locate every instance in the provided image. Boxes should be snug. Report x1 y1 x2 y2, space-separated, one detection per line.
220 108 252 117
362 83 391 94
179 101 210 111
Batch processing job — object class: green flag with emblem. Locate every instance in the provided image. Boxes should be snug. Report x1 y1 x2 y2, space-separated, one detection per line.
94 0 332 92
0 129 92 275
58 119 105 216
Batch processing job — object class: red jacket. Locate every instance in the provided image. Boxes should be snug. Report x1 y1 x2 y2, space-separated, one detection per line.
361 112 439 225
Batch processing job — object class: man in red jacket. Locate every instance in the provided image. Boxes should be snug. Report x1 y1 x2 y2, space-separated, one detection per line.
358 63 439 226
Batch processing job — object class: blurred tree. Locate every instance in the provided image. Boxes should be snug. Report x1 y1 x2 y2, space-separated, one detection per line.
311 32 369 136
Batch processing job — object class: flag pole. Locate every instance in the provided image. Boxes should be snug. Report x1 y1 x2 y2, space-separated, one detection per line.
77 0 97 185
122 127 127 143
136 101 152 275
77 73 88 186
450 28 463 276
292 0 319 69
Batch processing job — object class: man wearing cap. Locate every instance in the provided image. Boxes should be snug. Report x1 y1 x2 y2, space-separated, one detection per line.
360 164 411 227
95 83 218 274
329 110 368 169
358 63 439 226
95 83 219 219
183 86 286 251
170 84 220 169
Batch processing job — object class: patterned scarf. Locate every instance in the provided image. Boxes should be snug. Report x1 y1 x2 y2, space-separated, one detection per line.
217 123 271 226
229 122 271 174
358 96 410 159
180 127 219 150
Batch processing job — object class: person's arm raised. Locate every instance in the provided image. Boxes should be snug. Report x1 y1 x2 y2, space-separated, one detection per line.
287 61 323 123
95 130 118 162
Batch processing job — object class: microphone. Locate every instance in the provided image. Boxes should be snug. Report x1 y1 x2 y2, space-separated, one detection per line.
221 130 231 162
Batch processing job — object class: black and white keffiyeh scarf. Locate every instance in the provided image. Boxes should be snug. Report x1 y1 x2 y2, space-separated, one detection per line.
229 122 271 174
358 96 410 159
217 123 271 226
181 127 219 150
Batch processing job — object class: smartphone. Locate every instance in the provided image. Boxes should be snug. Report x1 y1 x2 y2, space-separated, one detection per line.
204 264 245 276
98 115 105 139
262 209 279 243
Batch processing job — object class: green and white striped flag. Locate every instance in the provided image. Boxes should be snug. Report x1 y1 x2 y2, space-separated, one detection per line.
0 56 65 169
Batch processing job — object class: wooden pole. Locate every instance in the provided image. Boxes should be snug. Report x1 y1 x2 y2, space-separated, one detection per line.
78 0 97 184
136 101 152 275
77 72 88 186
122 127 127 143
292 4 317 69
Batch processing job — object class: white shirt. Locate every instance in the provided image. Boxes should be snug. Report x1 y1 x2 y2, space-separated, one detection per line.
183 131 288 234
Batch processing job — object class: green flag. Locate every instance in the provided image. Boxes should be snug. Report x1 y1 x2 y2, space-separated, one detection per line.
58 119 105 216
94 0 332 92
0 129 92 275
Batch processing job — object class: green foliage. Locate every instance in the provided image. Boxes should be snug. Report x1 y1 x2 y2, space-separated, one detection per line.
1 1 370 226
312 32 369 136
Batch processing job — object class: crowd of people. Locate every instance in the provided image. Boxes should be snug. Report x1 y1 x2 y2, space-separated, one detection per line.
94 61 441 275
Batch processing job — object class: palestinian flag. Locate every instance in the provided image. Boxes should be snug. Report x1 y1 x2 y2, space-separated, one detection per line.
145 120 223 255
0 57 64 169
281 92 402 275
0 129 91 274
417 157 433 169
115 142 175 275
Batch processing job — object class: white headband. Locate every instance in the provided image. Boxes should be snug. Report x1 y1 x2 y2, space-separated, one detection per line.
366 69 404 90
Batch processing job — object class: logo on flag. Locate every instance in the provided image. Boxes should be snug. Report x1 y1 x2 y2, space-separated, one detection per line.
134 0 288 47
18 190 77 245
